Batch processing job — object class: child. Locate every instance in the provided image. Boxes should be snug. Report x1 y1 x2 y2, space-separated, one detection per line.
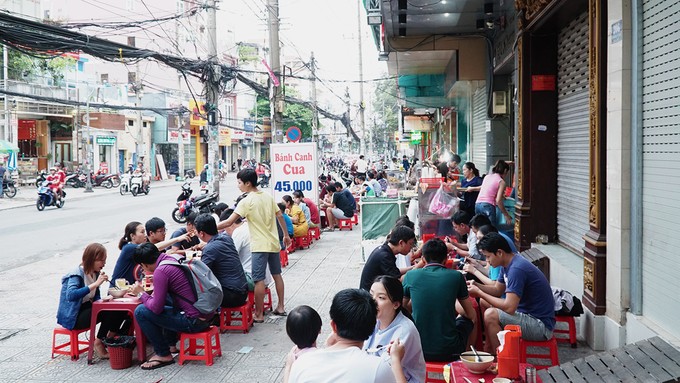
282 305 322 383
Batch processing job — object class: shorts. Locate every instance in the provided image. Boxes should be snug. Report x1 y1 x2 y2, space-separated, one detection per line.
497 309 553 341
330 208 351 219
251 252 282 282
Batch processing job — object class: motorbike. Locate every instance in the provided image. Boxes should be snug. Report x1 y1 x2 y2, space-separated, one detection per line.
119 173 132 195
258 171 270 188
90 173 117 188
35 169 47 187
172 184 219 223
129 174 150 196
36 181 64 211
64 172 85 188
2 178 17 198
184 169 196 179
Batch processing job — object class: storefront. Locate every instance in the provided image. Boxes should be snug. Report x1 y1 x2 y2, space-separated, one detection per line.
93 134 117 174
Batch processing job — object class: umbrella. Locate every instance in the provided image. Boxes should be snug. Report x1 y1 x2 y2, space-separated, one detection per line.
0 140 19 154
6 151 17 171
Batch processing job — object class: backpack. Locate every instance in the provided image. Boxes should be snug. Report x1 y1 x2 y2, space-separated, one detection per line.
159 257 223 315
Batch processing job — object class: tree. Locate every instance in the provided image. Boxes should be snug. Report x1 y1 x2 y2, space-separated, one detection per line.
370 75 400 155
250 87 315 140
7 48 74 85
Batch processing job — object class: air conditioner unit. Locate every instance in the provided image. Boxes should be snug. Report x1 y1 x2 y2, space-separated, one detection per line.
492 91 507 115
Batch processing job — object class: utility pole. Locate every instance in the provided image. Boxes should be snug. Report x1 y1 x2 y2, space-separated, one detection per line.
356 0 366 155
345 86 352 152
310 52 318 143
2 45 8 142
135 62 144 171
206 0 220 194
268 0 284 143
175 15 184 178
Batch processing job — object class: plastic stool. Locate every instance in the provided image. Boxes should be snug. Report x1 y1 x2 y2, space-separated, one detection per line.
52 326 90 360
294 234 311 249
425 361 450 383
519 337 559 370
351 213 359 225
279 249 289 267
286 241 296 254
309 226 321 240
338 218 354 231
554 315 577 348
219 302 253 333
178 326 222 366
248 287 273 312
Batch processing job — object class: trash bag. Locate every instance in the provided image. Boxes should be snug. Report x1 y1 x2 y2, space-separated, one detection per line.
102 335 136 349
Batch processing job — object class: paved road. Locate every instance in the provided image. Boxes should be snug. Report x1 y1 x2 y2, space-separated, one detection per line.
0 176 241 271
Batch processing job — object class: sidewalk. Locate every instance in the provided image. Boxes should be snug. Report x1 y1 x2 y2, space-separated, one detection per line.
0 221 365 382
0 178 178 211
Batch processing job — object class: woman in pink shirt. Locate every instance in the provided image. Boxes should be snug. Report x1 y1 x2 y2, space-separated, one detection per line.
475 160 512 228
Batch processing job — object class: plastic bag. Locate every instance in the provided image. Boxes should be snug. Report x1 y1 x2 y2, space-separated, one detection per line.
428 184 458 217
102 335 136 349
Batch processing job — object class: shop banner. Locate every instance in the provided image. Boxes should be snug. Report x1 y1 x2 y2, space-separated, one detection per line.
218 127 231 146
270 143 318 205
168 130 190 144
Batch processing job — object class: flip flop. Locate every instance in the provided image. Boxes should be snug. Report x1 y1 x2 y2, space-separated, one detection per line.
272 310 287 317
253 318 265 323
141 359 175 370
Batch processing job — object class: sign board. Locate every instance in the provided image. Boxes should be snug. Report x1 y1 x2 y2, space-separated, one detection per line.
410 131 422 144
98 162 109 174
285 126 302 142
531 75 556 91
231 129 245 140
96 136 116 145
218 127 231 146
270 143 318 206
189 100 207 126
168 130 190 144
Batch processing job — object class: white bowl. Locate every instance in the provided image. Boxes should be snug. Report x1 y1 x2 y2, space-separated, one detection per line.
108 288 127 298
493 378 512 383
460 352 495 374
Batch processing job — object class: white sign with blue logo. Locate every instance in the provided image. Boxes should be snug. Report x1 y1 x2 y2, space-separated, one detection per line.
270 143 318 205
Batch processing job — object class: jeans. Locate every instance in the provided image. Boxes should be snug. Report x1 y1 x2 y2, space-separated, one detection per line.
475 202 498 228
134 305 210 357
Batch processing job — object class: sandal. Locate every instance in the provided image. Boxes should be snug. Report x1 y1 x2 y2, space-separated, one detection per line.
141 358 175 370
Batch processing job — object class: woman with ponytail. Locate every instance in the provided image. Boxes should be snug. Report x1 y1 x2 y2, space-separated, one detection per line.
111 221 146 285
364 275 425 383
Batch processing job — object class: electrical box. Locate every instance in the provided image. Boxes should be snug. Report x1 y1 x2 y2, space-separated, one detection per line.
492 91 507 115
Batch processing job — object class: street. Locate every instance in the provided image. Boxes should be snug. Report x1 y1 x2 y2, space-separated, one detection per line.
0 176 242 271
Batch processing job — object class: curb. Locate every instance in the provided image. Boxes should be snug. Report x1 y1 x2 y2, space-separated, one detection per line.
0 179 179 212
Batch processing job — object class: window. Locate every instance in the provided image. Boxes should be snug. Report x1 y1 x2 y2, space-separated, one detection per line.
143 122 148 128
100 74 109 83
128 120 134 126
224 98 234 126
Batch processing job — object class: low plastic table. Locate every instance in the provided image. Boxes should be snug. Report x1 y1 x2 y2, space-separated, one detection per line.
87 297 147 364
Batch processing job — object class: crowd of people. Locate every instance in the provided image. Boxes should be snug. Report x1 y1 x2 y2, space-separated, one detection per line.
55 151 558 382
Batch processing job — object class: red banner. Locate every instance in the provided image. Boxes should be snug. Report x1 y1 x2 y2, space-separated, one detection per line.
18 120 37 140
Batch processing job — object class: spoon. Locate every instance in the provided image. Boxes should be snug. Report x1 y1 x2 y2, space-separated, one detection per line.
470 345 482 363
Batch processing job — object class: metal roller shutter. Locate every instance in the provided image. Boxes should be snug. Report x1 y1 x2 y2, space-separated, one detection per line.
471 84 487 172
641 0 680 337
556 12 590 252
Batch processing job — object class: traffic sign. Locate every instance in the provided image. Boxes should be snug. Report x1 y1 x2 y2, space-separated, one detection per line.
285 126 302 142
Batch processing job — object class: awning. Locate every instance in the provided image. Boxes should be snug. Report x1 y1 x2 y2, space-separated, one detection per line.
0 140 19 154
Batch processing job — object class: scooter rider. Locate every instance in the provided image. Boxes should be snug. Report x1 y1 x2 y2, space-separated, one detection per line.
46 167 62 202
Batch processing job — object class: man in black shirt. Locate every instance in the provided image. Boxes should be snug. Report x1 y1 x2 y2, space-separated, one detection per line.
323 184 354 232
359 226 416 291
169 211 201 255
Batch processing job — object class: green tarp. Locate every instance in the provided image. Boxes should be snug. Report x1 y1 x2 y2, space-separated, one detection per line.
360 198 409 240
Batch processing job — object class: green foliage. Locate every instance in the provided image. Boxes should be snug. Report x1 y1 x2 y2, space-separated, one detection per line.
7 48 74 85
238 45 259 64
370 75 400 152
250 87 316 140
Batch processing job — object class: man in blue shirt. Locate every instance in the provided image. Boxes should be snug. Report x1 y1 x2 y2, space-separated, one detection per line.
468 233 555 353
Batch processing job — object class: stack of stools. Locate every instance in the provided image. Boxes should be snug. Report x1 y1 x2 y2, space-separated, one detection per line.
51 326 89 360
554 315 577 348
309 226 321 241
219 302 253 334
178 325 222 366
248 287 273 312
519 336 559 369
279 249 289 267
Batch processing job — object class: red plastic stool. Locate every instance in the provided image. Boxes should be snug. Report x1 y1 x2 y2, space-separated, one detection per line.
294 234 311 249
286 241 296 254
519 336 559 370
52 326 90 360
309 226 321 240
219 302 253 333
554 315 577 348
178 326 222 366
351 213 359 225
338 218 354 230
279 249 289 267
247 287 273 312
425 361 451 383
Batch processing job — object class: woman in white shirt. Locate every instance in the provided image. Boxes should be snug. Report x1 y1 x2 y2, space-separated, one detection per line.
364 275 426 383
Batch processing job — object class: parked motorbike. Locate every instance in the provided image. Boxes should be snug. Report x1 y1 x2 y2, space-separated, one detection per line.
90 173 117 188
64 172 84 188
2 178 17 198
130 174 149 196
36 181 64 211
258 172 270 188
35 170 47 188
184 169 196 179
172 184 219 223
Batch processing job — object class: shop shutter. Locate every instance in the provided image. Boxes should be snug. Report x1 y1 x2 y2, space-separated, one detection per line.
640 0 680 338
556 12 590 252
471 84 487 172
185 136 196 172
